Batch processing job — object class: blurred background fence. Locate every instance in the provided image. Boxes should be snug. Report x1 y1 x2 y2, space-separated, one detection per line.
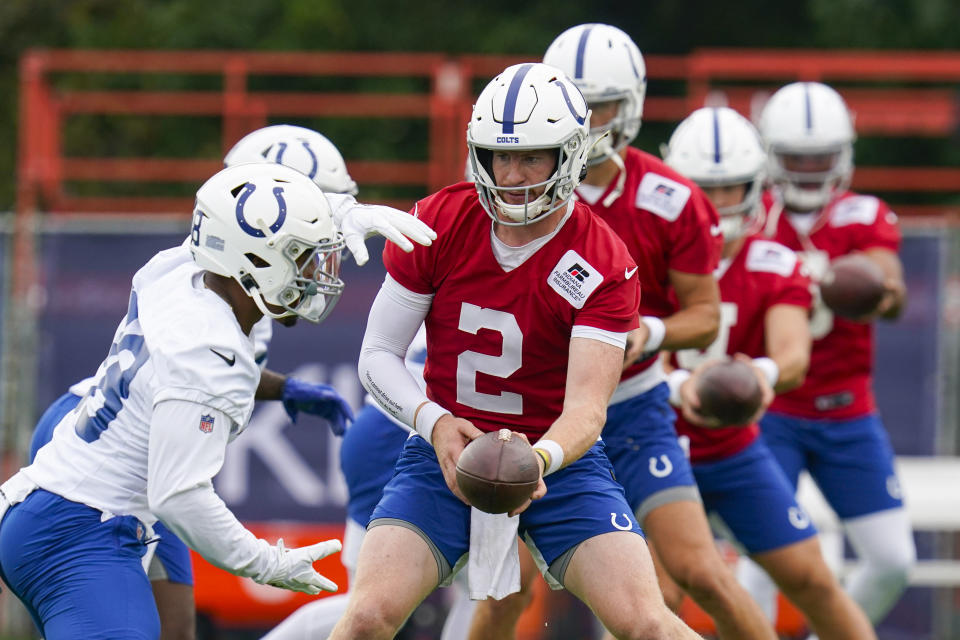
1 47 959 639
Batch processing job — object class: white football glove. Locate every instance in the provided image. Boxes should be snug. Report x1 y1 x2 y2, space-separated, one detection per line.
336 202 436 266
257 538 342 594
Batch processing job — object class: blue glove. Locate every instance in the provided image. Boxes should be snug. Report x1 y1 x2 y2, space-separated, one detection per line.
281 378 355 436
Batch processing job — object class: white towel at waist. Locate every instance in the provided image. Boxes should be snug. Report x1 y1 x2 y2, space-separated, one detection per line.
467 507 520 600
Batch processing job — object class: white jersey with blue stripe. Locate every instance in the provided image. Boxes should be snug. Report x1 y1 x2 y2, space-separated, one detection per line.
24 245 261 523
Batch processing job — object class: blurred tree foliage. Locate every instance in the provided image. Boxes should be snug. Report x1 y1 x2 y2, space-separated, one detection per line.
0 0 958 210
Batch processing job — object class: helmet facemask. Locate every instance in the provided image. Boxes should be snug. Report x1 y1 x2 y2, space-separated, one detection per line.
584 96 642 166
242 234 345 324
712 179 766 243
769 146 852 212
470 139 585 226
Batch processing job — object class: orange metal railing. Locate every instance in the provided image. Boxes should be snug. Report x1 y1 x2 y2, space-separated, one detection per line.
17 48 960 221
13 46 960 326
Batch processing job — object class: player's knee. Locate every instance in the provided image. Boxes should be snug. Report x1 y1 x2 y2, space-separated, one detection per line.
606 608 676 640
861 536 915 584
866 554 913 591
775 561 840 605
339 606 402 639
670 557 730 602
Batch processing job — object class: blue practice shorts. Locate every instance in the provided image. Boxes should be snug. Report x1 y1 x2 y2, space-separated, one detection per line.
603 383 700 522
370 436 641 583
0 490 160 640
29 391 194 586
339 404 410 528
760 411 904 520
693 439 817 555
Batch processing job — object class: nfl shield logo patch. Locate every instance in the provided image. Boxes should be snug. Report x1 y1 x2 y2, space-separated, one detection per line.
199 414 215 434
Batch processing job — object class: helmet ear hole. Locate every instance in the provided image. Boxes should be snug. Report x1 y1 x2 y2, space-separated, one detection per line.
245 253 271 268
474 148 494 181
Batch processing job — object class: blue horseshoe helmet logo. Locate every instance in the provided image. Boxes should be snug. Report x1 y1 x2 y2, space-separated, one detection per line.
235 183 287 238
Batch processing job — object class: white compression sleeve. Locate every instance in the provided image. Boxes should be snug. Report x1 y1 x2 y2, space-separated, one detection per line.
358 274 438 430
147 400 279 581
843 508 916 622
261 596 351 640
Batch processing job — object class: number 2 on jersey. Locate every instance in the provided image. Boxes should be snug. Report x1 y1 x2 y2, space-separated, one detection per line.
456 303 523 414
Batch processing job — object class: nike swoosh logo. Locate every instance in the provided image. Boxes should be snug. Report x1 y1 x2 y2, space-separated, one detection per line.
625 266 638 279
210 348 236 366
710 224 722 236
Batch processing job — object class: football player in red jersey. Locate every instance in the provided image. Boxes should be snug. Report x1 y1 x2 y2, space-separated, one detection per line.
329 63 703 640
469 25 776 640
662 106 876 640
737 81 915 626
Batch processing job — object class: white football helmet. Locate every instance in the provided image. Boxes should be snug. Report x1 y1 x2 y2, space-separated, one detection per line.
224 125 359 195
663 107 766 240
543 24 646 165
190 163 345 323
467 63 591 225
758 82 855 211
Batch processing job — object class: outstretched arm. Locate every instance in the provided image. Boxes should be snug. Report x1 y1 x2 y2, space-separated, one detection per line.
147 400 340 594
325 193 437 266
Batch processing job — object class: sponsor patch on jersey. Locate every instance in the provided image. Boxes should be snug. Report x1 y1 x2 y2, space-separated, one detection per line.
199 414 215 434
548 250 603 309
829 195 879 227
635 173 691 222
746 240 797 277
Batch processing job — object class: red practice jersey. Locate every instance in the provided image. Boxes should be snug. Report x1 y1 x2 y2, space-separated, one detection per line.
384 183 640 440
672 235 812 463
761 190 901 418
578 147 722 380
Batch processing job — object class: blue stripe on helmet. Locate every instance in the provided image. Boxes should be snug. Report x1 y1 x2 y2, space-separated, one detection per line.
804 83 813 131
713 108 722 164
555 80 586 124
574 25 595 79
301 141 319 180
274 142 287 164
502 63 533 134
624 44 640 79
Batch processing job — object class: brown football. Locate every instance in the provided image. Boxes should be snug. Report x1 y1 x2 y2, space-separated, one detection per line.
695 360 763 426
819 254 886 319
456 429 540 514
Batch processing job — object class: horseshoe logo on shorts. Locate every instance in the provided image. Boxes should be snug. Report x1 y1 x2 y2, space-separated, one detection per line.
886 475 903 500
610 512 633 531
649 455 673 478
788 506 811 530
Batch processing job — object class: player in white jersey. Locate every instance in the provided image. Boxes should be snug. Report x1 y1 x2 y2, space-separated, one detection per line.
24 124 434 640
0 164 353 640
